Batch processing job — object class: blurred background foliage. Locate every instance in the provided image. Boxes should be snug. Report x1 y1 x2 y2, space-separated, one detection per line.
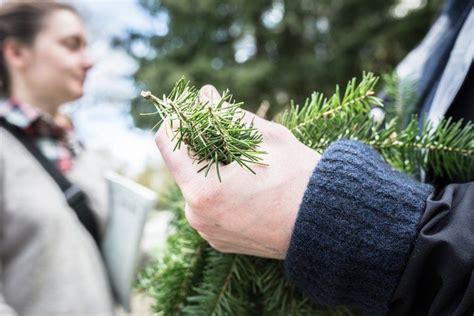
116 0 443 128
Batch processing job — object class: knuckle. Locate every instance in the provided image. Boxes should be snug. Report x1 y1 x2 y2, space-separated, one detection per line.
184 206 208 233
276 124 293 138
154 137 164 153
154 125 168 149
188 186 220 209
266 123 292 142
188 191 207 209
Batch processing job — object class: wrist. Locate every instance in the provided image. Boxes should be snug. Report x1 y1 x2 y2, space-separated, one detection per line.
277 144 320 260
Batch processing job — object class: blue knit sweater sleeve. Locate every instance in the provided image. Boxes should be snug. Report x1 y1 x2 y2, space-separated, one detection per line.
284 140 434 314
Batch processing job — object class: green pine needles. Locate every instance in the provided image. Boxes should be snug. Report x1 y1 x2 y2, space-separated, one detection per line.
276 72 473 180
141 79 266 182
138 73 474 315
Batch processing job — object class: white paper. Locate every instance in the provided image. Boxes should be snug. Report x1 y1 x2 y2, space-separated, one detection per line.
101 172 156 312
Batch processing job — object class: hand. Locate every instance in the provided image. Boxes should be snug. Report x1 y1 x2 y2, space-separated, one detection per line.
155 85 320 259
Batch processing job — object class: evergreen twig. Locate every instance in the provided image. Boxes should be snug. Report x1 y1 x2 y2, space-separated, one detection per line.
141 79 266 182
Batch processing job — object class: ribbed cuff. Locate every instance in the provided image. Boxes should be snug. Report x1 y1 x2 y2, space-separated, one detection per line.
284 140 434 313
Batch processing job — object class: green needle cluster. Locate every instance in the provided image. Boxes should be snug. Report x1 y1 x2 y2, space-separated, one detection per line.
141 79 266 181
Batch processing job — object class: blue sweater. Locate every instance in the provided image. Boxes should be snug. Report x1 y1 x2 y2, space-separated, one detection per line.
284 140 434 313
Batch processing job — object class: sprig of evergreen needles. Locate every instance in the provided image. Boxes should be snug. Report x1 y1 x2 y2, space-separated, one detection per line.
141 79 266 182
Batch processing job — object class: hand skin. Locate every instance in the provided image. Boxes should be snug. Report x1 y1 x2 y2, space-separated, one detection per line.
155 85 321 260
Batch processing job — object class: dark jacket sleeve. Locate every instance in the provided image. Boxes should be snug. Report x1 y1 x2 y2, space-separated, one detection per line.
389 181 474 315
284 140 474 315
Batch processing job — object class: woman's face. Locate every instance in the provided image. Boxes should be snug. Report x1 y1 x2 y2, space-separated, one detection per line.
23 10 93 104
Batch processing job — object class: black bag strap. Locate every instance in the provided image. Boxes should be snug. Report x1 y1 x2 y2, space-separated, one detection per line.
0 118 101 248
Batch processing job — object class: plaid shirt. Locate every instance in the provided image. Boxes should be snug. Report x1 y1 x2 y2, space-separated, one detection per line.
0 98 82 172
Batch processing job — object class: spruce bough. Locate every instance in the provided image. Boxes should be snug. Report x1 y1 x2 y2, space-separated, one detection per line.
138 73 474 315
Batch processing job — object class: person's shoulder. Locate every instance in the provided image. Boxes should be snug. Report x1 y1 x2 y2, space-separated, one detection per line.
1 125 22 148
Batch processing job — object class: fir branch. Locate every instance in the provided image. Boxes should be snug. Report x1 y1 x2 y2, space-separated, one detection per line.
183 251 255 316
255 259 352 316
382 72 418 128
277 73 474 180
206 255 240 315
137 184 207 316
277 72 383 136
141 79 266 181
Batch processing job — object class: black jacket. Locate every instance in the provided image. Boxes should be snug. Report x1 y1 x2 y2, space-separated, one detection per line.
389 0 473 314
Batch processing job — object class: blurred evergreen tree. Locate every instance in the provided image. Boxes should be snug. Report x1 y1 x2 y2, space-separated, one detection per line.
121 0 442 128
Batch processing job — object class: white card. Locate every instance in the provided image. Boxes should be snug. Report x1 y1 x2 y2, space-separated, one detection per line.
101 172 156 312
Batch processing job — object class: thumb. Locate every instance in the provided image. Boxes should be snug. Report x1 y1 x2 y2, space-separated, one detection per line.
199 84 221 106
199 84 269 131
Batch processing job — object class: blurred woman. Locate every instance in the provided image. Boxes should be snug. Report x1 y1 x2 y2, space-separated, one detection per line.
0 2 115 315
